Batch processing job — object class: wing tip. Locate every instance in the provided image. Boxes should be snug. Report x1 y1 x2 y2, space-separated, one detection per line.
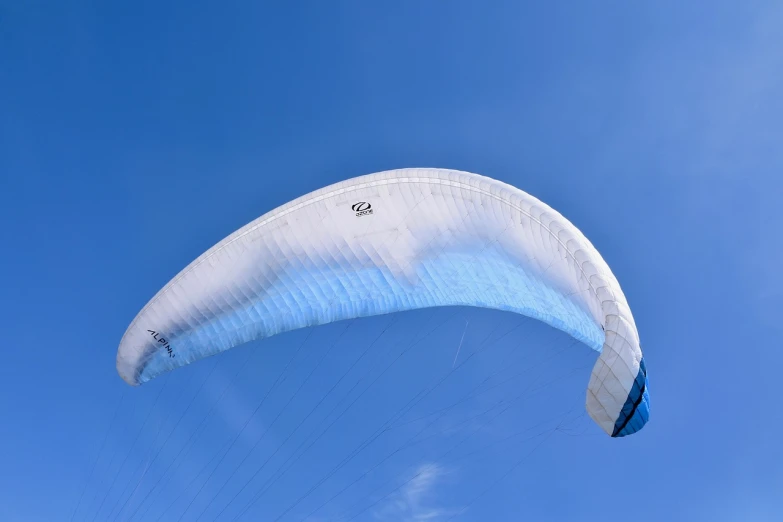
610 357 650 437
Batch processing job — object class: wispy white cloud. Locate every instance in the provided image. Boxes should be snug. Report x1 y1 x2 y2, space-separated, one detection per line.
201 367 269 448
372 463 458 522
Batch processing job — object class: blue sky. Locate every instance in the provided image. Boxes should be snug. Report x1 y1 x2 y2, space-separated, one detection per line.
2 1 782 521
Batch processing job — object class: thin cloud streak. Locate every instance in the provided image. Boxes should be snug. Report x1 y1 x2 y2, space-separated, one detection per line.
373 463 458 522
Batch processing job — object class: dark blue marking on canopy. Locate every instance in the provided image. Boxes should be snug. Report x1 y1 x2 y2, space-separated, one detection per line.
611 357 649 437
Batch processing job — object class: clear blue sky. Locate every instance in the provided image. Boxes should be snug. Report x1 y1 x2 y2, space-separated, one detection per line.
2 1 782 521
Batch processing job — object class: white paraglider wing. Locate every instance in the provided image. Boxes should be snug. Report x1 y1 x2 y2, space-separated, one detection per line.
117 168 649 437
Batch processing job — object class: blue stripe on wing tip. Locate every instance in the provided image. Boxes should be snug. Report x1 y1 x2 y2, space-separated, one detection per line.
611 357 650 437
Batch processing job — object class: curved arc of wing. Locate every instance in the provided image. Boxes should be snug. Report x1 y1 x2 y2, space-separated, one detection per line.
116 168 648 437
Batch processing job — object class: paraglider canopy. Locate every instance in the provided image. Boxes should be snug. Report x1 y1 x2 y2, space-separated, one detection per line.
117 168 649 437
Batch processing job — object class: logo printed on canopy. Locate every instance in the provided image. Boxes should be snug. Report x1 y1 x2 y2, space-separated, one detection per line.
351 202 373 217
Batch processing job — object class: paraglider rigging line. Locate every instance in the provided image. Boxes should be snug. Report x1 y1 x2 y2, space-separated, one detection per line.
259 315 523 522
68 391 125 522
109 358 222 522
129 345 257 522
88 374 171 522
228 310 461 521
194 319 362 521
173 327 317 521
